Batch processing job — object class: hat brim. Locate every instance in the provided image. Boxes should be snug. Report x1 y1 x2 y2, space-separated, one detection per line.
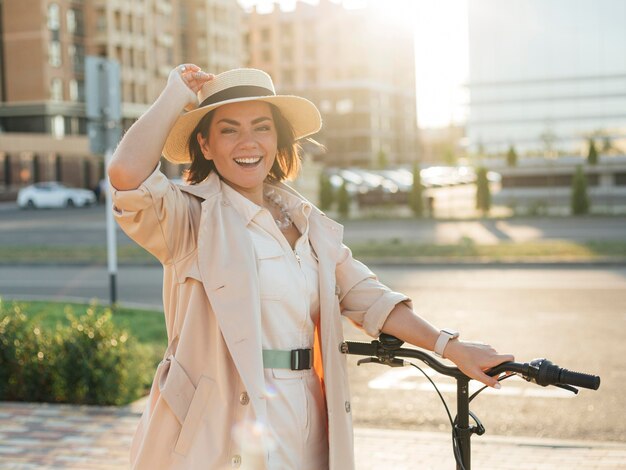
162 95 322 164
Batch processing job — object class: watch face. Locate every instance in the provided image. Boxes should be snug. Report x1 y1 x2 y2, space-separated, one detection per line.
442 328 459 338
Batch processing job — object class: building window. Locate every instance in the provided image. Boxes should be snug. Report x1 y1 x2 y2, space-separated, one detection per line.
69 79 78 101
68 43 75 63
306 68 317 84
49 41 62 67
336 99 354 114
74 44 85 73
96 10 106 32
320 99 332 113
305 43 316 58
261 28 271 41
50 78 63 101
47 4 60 30
67 9 76 34
52 115 65 139
281 46 293 61
77 80 85 102
262 49 271 62
282 69 294 86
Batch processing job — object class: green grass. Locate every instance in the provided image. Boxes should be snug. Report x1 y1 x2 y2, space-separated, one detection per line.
0 245 157 265
5 299 168 368
350 239 626 261
1 240 626 265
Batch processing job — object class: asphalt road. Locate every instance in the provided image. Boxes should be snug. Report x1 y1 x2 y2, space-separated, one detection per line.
1 264 624 443
1 203 626 246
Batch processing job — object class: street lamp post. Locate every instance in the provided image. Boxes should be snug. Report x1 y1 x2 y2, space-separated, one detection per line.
85 56 121 306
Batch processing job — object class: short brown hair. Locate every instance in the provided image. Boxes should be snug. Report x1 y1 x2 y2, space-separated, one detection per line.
183 104 301 185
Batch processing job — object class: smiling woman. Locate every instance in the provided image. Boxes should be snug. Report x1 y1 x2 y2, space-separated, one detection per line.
105 64 512 470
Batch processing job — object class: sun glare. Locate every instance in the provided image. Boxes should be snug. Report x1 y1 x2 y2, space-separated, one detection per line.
238 0 468 129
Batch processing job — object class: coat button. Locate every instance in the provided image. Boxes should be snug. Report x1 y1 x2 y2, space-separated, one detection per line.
239 391 250 405
231 454 242 467
345 401 351 413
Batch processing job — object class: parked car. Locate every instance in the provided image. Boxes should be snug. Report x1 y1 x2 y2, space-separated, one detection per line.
17 182 96 209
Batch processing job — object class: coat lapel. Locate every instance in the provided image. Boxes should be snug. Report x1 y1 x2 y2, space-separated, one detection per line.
307 212 343 364
181 175 267 423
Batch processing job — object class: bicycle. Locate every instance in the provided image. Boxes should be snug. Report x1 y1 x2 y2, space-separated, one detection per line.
342 333 601 470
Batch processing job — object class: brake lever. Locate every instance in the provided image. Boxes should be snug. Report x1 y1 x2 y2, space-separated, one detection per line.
553 383 579 395
357 357 405 367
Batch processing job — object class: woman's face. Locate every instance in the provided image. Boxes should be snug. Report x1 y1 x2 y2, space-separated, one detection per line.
197 100 278 200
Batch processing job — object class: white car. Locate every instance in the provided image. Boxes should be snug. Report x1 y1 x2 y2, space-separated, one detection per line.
17 182 96 209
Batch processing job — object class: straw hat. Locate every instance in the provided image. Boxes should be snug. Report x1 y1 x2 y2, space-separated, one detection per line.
162 68 322 164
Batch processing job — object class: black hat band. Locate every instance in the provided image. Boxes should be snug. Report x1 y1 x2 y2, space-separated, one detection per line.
199 85 275 108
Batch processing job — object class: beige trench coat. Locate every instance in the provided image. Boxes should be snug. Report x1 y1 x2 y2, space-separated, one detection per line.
111 166 410 470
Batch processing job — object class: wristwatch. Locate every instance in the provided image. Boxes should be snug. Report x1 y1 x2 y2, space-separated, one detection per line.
434 328 460 359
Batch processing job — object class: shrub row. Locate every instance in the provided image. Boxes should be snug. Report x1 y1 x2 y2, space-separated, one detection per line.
0 300 152 406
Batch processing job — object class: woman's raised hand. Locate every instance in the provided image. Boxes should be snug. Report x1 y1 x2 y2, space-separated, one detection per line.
168 64 215 111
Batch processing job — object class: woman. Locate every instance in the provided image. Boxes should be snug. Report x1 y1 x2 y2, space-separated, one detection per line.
108 65 513 470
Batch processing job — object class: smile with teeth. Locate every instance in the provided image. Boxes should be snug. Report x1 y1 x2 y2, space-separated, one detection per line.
234 156 263 165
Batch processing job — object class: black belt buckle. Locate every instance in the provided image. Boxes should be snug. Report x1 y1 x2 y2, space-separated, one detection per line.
291 348 312 370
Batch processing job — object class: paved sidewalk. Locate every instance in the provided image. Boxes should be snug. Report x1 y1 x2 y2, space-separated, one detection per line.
0 400 625 469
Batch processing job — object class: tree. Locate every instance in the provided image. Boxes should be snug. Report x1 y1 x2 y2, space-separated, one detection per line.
443 145 457 166
408 162 424 217
318 172 334 211
540 127 556 157
571 165 590 215
337 180 350 218
602 135 612 154
475 167 491 215
376 149 388 169
587 138 599 165
506 144 518 167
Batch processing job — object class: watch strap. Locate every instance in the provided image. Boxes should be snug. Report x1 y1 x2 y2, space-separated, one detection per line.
434 329 459 358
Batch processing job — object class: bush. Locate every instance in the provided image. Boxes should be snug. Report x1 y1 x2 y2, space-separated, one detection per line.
587 138 598 165
571 165 590 215
0 299 152 405
337 180 350 218
506 145 518 167
408 162 424 217
318 172 334 211
0 302 61 402
475 167 491 215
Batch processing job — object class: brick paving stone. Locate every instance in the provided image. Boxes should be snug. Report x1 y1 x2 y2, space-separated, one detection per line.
1 400 625 469
0 446 22 455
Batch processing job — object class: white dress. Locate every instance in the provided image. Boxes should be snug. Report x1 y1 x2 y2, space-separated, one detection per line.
222 183 329 470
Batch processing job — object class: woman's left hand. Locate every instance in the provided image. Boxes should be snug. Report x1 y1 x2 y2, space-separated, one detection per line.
443 339 515 389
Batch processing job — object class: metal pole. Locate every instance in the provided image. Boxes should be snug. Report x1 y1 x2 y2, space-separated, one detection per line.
104 147 118 305
456 377 471 470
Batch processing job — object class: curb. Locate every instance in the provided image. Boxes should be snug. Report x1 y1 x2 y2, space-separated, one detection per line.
2 258 626 268
354 426 626 449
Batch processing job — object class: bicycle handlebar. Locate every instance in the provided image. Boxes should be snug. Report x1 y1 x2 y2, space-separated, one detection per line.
343 334 601 391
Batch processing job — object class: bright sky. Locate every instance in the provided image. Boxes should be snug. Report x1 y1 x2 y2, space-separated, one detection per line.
237 0 469 129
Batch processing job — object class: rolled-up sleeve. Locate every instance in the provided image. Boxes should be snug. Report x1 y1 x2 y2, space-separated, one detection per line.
335 244 412 337
110 162 197 265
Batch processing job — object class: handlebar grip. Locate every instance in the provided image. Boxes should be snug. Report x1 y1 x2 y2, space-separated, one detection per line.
559 368 601 390
344 341 378 356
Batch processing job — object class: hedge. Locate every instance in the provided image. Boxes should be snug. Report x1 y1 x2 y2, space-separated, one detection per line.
0 299 152 406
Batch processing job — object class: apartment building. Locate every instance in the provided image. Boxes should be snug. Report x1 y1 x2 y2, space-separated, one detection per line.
0 0 243 199
245 0 419 167
467 0 626 156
